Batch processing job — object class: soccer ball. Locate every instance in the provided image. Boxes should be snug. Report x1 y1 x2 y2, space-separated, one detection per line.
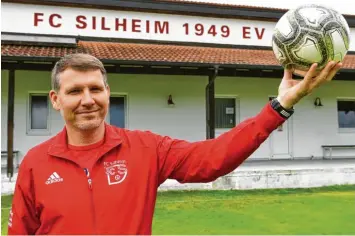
272 4 351 76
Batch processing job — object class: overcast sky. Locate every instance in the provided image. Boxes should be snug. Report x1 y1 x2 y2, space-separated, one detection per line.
188 0 355 16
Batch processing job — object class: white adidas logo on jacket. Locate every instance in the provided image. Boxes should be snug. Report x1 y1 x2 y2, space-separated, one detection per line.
45 172 64 185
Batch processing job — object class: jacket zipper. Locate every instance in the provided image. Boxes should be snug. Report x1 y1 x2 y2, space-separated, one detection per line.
84 168 97 234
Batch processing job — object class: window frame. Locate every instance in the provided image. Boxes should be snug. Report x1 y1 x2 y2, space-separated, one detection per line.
108 93 128 129
27 92 51 136
337 97 355 133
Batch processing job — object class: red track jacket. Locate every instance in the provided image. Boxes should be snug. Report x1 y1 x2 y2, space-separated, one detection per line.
8 103 285 235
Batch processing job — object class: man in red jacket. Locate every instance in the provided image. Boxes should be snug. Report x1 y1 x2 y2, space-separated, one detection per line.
8 53 341 235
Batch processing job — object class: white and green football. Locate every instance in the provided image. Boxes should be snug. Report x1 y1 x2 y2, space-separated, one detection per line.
272 4 351 76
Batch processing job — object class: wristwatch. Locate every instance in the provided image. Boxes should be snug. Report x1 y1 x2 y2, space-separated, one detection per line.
270 98 294 119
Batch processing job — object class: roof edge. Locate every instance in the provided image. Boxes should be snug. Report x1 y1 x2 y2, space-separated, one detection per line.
3 55 355 74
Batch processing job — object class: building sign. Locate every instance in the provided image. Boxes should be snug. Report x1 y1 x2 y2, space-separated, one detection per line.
2 2 354 51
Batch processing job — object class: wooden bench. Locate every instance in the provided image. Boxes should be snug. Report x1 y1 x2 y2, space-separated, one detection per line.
321 145 355 159
1 150 19 169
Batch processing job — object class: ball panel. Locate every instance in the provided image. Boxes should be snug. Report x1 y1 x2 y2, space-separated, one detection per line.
293 37 323 63
333 9 351 38
273 10 302 44
275 12 294 38
294 4 333 31
288 31 328 69
333 13 351 51
298 7 328 28
329 29 348 61
272 36 294 69
272 41 285 62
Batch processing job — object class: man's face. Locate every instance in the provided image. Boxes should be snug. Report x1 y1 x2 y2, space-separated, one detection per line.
50 68 110 131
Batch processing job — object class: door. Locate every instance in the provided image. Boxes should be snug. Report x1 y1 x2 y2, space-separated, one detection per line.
109 96 126 128
268 97 292 159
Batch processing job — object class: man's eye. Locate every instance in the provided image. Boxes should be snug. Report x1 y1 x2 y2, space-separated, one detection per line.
91 87 102 92
69 89 80 94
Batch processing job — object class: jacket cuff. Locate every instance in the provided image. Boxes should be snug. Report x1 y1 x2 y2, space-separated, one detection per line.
255 103 287 133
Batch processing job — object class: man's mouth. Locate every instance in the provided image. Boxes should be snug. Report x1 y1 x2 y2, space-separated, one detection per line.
76 110 99 114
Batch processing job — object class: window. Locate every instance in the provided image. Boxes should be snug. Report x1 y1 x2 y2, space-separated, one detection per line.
27 94 50 135
337 99 355 129
110 96 126 128
215 98 236 128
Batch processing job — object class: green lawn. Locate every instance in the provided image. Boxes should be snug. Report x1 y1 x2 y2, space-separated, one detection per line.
1 195 12 236
2 185 355 235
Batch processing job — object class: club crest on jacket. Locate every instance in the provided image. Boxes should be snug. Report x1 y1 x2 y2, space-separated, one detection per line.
104 160 128 185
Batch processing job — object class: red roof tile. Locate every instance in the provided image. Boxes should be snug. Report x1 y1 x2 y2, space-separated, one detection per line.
2 41 355 69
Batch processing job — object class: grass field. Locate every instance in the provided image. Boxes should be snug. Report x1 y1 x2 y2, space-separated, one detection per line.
2 185 355 235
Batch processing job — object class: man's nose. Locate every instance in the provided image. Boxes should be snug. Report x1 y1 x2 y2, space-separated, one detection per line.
81 90 95 106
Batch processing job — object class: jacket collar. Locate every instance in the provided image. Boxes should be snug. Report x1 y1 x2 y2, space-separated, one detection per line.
48 123 122 161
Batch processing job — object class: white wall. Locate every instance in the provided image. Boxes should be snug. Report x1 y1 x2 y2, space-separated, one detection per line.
1 70 355 164
107 74 207 141
289 80 355 158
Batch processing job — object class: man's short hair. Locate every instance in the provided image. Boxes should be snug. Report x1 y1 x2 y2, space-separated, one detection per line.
51 53 108 91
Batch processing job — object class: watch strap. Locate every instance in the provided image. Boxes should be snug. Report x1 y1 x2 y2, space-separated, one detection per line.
270 98 294 119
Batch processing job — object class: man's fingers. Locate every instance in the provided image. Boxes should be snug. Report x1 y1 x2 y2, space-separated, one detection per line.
303 63 319 84
304 61 336 89
326 62 342 82
283 69 293 80
298 63 318 93
295 61 336 96
317 61 336 81
313 61 338 88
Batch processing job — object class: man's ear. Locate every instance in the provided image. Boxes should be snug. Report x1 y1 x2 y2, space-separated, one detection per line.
49 90 60 111
106 85 110 97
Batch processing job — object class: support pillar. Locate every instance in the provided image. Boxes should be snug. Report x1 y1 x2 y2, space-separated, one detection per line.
206 66 219 139
7 69 15 180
